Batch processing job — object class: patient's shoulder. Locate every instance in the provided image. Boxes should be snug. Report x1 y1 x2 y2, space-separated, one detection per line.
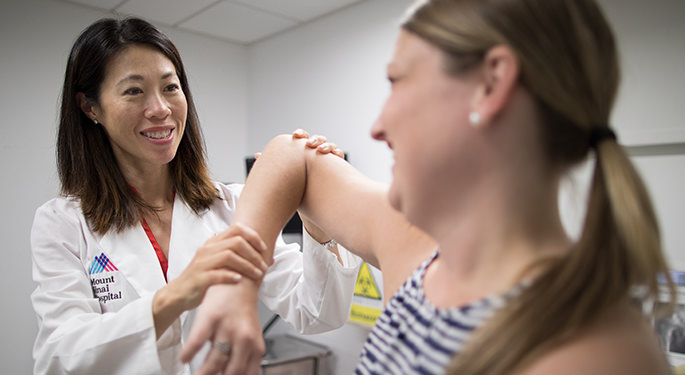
524 302 670 375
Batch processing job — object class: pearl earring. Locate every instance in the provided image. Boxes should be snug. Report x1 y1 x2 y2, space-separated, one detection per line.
468 112 481 127
93 119 98 125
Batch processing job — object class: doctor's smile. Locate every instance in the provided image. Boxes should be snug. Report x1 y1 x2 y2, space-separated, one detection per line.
141 127 174 142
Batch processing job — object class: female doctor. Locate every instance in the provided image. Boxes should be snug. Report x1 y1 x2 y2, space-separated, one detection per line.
30 17 360 375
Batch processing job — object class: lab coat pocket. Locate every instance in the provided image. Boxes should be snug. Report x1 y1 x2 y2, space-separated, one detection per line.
89 253 139 313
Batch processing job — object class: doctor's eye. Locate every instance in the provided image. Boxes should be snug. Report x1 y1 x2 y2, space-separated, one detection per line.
164 83 180 92
123 87 143 96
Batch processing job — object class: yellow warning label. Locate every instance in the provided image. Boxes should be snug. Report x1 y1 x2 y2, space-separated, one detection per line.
349 304 383 326
354 262 382 300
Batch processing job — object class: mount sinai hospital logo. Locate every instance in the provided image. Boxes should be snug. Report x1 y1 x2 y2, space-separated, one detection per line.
90 253 123 304
89 253 118 274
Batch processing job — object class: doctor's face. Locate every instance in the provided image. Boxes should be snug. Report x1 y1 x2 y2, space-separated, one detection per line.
90 45 187 172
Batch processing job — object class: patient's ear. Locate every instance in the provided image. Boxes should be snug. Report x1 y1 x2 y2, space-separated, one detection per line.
76 92 98 123
470 45 520 127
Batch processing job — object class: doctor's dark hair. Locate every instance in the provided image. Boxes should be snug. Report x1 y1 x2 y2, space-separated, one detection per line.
402 0 673 373
57 17 218 234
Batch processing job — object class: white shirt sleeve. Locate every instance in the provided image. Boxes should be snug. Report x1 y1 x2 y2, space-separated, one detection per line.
258 229 362 334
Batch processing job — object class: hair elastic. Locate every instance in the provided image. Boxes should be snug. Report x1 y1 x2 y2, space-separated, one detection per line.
589 126 616 149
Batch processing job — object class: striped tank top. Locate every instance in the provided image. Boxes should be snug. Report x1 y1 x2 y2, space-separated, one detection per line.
355 252 522 374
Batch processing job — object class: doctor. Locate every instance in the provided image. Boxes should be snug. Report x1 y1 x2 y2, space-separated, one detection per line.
30 17 360 375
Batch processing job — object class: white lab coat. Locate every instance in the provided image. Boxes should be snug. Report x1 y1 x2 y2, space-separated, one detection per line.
30 182 361 375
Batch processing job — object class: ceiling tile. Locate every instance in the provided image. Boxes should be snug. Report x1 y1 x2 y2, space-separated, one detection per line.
179 2 297 44
230 0 365 22
62 0 124 11
116 0 218 26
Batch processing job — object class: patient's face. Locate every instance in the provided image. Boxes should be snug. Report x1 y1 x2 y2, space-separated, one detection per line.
371 30 480 227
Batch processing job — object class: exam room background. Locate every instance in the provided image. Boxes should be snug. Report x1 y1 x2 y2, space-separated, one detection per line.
0 0 683 373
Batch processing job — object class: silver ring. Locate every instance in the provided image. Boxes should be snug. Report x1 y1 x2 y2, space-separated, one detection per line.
213 341 231 356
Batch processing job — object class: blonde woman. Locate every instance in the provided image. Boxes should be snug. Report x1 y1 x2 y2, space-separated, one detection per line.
186 0 675 373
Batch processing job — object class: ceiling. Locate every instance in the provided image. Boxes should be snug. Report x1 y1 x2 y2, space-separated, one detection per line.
59 0 368 44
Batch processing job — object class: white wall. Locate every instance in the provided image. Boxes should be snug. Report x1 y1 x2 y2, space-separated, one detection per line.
0 0 247 373
601 0 685 145
632 149 685 270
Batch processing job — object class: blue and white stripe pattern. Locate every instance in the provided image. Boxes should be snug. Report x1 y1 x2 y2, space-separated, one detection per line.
355 252 519 375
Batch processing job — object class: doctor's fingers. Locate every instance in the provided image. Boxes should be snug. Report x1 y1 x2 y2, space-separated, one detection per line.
292 129 343 157
215 223 268 258
315 142 345 159
207 235 269 274
292 128 310 139
203 230 269 270
203 246 267 282
305 134 327 148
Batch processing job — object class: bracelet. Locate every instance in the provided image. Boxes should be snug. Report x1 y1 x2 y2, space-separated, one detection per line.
321 239 337 250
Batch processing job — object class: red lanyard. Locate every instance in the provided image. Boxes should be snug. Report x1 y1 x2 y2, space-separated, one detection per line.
128 185 172 282
141 217 168 282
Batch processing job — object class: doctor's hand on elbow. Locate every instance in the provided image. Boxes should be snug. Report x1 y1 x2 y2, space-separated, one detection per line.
252 128 344 160
292 128 346 158
293 128 344 262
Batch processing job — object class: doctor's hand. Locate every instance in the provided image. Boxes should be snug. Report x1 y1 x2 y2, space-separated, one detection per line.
292 128 344 262
175 223 268 308
181 284 263 375
292 128 346 158
252 128 344 160
152 224 268 339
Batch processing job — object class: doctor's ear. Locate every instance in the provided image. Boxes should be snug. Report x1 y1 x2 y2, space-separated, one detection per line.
469 45 520 127
76 92 99 124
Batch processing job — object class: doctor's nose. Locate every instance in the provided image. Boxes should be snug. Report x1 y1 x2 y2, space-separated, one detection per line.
145 93 172 120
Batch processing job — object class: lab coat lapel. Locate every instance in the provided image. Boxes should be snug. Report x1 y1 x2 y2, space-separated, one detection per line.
166 198 215 282
99 223 167 296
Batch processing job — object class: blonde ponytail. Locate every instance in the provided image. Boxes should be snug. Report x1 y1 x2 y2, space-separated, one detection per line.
599 141 671 297
447 137 675 374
